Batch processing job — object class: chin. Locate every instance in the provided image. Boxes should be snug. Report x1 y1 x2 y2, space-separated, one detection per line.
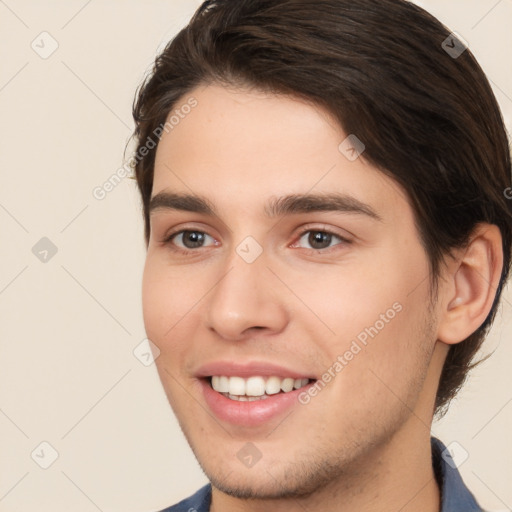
208 474 317 500
196 446 345 501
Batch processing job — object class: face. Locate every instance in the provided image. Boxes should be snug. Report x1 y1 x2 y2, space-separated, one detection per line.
142 84 441 499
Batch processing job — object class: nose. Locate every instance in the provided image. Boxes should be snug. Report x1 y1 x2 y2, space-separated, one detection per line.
204 254 289 341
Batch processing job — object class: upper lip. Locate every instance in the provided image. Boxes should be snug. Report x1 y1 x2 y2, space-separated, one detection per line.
195 360 316 380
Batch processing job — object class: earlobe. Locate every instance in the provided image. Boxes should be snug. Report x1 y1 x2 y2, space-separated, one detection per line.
437 224 503 345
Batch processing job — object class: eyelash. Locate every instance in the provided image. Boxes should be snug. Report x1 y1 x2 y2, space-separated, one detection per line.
161 226 352 256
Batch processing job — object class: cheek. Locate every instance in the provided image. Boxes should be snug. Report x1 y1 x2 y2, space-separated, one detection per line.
141 255 202 351
141 257 207 409
292 249 431 369
337 288 431 412
141 257 168 340
287 261 406 338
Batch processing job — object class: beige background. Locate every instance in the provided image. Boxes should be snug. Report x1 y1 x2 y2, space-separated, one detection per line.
0 1 511 511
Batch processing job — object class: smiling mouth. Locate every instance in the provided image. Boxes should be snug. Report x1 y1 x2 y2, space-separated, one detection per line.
207 375 315 401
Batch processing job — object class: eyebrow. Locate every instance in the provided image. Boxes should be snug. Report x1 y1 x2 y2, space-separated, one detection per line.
148 191 382 221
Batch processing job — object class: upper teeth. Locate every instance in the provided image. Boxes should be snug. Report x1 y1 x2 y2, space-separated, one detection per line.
211 376 310 396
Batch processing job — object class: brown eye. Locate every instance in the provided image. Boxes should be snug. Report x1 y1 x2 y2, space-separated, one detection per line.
297 230 346 250
171 230 214 249
308 231 333 249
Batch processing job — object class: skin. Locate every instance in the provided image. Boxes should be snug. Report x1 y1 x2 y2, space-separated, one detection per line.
142 83 502 512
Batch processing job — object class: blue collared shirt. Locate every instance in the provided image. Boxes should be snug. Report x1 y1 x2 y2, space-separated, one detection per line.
160 437 483 511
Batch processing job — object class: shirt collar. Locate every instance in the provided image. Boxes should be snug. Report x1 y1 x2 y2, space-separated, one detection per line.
431 437 483 512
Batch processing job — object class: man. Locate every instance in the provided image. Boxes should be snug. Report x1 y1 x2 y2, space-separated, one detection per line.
131 0 511 510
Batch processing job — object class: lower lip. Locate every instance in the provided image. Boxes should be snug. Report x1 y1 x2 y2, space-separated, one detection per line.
200 378 315 427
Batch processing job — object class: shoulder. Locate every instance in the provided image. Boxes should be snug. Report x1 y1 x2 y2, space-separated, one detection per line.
158 483 212 512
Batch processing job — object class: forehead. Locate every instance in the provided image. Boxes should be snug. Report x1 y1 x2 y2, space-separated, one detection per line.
152 83 408 220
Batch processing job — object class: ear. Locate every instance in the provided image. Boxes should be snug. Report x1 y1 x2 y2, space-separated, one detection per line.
437 223 504 345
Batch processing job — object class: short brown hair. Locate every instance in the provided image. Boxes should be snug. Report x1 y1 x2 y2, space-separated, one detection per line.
131 0 512 413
